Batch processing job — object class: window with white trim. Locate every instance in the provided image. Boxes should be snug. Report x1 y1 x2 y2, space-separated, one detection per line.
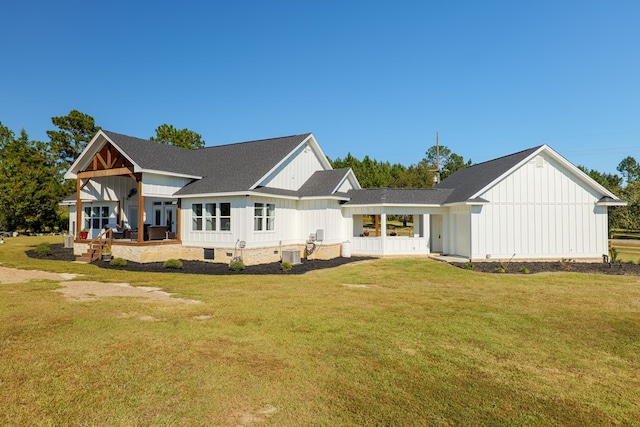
192 203 231 231
254 203 275 231
220 203 231 231
84 206 110 230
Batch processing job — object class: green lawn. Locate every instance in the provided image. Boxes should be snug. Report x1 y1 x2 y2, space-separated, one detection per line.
1 236 640 425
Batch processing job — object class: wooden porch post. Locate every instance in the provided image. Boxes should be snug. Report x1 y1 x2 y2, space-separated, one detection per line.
375 215 380 237
76 179 82 238
137 177 144 243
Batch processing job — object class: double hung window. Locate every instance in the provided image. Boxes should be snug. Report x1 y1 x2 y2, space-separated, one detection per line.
254 203 275 231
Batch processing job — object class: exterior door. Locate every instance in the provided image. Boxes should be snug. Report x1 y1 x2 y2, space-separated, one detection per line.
164 205 177 233
430 215 443 253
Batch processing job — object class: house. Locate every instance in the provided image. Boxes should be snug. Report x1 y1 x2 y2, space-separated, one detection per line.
62 130 625 264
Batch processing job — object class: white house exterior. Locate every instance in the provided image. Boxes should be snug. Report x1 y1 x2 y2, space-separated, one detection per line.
63 130 625 264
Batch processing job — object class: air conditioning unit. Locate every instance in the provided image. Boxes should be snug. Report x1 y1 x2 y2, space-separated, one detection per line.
282 249 301 265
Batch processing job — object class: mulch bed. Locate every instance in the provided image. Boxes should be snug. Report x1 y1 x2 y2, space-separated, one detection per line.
449 261 640 276
26 244 373 275
27 244 640 276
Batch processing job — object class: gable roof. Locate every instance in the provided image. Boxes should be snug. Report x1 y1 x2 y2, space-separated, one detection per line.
436 144 624 204
174 133 313 195
435 146 542 204
102 130 208 176
297 168 355 197
67 130 315 194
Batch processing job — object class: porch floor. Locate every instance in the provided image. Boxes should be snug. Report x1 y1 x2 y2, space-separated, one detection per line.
428 253 470 263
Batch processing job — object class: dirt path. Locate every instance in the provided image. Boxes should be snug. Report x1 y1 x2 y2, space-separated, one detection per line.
0 266 200 303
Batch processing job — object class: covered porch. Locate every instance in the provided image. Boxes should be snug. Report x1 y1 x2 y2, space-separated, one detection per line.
70 140 181 244
348 211 446 256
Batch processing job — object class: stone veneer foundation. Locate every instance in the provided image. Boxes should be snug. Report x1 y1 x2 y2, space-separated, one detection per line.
74 242 343 266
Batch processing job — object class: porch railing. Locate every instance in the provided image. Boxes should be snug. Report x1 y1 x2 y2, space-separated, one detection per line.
86 228 113 262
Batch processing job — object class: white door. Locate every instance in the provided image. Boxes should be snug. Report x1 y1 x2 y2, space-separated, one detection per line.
430 215 443 253
164 205 177 233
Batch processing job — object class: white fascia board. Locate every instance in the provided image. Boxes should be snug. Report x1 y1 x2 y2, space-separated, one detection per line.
468 145 546 200
300 195 351 202
469 144 622 200
343 203 444 209
64 130 109 179
443 200 490 207
177 191 300 201
64 130 145 179
332 169 362 193
596 200 627 207
140 169 202 180
249 134 331 190
537 145 623 199
176 191 250 199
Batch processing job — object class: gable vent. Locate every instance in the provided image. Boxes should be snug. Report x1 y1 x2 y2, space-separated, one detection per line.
535 156 544 168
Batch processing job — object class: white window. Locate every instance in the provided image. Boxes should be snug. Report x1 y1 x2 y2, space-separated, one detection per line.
220 203 231 231
84 206 110 230
192 202 231 231
254 203 275 231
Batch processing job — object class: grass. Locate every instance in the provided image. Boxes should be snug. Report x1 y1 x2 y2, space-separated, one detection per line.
1 236 640 425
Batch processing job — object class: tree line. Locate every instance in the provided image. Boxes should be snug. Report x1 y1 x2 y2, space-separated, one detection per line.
1 109 638 233
0 110 204 232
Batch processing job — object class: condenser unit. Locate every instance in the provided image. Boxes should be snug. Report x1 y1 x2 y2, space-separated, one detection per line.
282 249 301 265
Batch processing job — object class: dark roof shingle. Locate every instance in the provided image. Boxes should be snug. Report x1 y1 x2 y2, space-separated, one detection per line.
435 146 541 203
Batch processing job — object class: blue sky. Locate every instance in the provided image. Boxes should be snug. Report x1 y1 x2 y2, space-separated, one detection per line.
1 0 638 175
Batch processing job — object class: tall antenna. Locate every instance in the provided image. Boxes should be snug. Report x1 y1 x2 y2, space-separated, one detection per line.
431 131 441 184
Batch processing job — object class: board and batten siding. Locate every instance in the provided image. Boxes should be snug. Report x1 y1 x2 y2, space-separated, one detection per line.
180 196 303 248
470 153 608 260
142 173 192 197
447 207 471 258
79 176 133 201
180 196 245 248
259 143 327 191
299 199 350 244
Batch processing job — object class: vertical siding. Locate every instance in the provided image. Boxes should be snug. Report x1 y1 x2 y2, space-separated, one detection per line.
180 196 245 247
299 199 348 244
260 143 327 191
472 154 608 260
142 173 192 197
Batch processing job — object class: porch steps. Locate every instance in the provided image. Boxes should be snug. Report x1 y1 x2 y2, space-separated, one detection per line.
76 241 109 263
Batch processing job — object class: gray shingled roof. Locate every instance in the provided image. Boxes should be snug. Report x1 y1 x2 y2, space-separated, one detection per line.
435 146 542 203
344 188 453 205
177 134 311 194
102 131 312 194
103 131 207 176
297 168 352 197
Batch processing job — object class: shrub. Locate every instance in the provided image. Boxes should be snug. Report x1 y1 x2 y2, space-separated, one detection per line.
110 257 128 267
495 266 505 273
464 262 474 270
229 260 245 271
280 261 293 272
34 242 52 256
609 247 620 263
559 258 574 271
163 259 183 269
519 266 530 274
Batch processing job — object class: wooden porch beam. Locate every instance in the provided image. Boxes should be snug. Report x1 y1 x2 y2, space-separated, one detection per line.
78 167 134 179
95 151 108 169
